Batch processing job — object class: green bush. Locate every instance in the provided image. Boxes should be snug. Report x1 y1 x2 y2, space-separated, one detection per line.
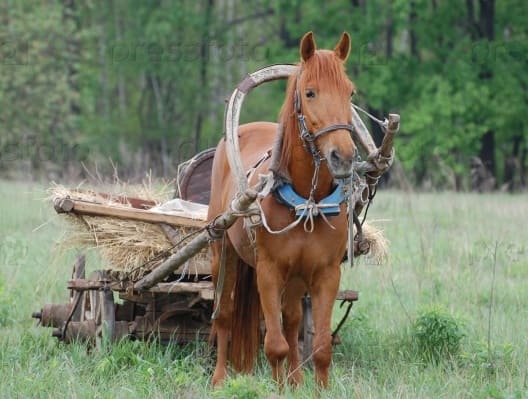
411 305 466 363
212 375 266 399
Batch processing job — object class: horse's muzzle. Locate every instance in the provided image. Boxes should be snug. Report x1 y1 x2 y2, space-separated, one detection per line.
328 148 354 179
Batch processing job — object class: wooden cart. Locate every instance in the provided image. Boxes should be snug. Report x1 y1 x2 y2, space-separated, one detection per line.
32 147 358 360
33 63 398 356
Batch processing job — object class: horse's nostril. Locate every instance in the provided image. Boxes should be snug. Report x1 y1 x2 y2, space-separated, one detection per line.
330 150 340 163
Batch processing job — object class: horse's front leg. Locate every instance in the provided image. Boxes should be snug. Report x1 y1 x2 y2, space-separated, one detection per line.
256 259 288 386
310 264 341 388
281 279 305 387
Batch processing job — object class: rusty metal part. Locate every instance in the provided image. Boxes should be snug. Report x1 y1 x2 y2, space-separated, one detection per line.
32 303 72 328
53 320 96 343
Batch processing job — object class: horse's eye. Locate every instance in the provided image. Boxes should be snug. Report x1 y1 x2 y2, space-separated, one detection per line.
305 89 316 99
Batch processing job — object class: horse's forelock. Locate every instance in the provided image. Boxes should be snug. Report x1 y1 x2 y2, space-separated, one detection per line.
300 50 352 93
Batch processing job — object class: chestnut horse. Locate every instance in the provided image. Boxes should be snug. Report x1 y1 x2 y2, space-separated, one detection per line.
208 31 357 388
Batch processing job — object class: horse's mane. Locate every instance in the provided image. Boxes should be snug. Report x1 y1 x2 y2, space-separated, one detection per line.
274 50 352 179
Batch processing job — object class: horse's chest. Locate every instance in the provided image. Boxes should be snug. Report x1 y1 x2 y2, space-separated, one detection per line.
258 221 347 268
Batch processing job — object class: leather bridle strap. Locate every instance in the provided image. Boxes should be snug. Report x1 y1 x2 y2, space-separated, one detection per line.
307 124 354 142
294 66 354 161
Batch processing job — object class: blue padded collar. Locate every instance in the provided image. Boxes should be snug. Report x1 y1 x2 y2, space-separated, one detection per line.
274 181 345 217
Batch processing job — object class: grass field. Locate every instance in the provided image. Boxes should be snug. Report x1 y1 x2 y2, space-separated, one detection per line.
0 179 526 398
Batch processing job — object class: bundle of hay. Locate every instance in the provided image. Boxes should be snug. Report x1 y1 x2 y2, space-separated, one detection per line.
359 222 389 264
51 183 208 281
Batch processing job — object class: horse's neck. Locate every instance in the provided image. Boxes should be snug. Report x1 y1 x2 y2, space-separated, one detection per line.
285 125 334 201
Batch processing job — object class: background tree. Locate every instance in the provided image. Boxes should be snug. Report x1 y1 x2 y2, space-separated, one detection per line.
0 0 526 190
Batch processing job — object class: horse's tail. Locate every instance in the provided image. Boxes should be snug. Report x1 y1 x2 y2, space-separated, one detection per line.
230 259 261 373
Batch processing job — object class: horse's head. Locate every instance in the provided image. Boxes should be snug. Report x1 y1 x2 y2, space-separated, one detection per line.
295 31 357 179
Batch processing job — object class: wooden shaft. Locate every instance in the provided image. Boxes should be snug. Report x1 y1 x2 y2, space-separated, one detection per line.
134 186 261 291
364 113 400 195
350 106 378 158
379 114 400 159
225 64 297 194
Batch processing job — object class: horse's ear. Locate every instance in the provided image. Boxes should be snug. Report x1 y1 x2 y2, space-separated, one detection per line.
334 32 351 62
300 31 316 62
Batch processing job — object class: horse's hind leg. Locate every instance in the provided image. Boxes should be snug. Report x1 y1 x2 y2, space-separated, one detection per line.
282 279 305 387
210 238 238 387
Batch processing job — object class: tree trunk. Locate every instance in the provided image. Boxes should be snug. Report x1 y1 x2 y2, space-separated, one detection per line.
477 0 496 176
521 139 527 188
504 134 524 192
409 1 419 58
62 0 81 116
278 3 301 49
466 0 496 179
113 0 127 118
479 130 495 178
62 0 81 171
193 0 214 154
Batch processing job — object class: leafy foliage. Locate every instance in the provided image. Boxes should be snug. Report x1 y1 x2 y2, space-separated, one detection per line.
0 1 526 187
411 305 466 363
211 375 267 399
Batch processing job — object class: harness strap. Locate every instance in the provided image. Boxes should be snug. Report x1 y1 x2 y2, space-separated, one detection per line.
311 124 354 141
211 233 227 320
274 181 345 217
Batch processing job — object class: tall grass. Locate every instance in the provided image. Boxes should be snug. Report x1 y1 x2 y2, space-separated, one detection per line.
0 180 526 398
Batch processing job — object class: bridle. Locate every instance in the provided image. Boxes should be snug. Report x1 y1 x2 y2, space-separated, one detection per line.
294 66 355 165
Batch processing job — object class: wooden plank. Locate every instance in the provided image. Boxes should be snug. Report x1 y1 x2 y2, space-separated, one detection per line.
68 279 214 300
68 279 123 291
149 282 214 300
54 197 206 228
63 190 157 209
336 290 359 301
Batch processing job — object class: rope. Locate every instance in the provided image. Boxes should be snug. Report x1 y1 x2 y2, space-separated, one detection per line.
361 184 377 226
351 103 388 129
257 198 307 234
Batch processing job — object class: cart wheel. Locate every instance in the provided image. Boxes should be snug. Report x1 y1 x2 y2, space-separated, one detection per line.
301 295 314 367
81 271 116 348
69 254 86 322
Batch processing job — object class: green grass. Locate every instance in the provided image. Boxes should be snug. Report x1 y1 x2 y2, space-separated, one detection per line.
1 179 527 398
